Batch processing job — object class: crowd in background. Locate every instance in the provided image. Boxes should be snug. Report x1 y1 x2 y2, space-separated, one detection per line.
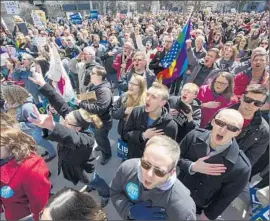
0 8 269 221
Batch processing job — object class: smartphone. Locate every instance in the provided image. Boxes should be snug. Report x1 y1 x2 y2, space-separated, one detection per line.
177 100 191 114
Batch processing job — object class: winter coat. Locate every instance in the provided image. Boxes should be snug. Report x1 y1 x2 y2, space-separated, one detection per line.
112 94 130 140
123 104 178 159
12 69 41 104
205 103 270 166
178 128 251 220
231 104 269 166
101 44 121 74
111 158 196 220
79 81 113 124
118 69 156 92
112 53 133 80
233 68 269 97
197 85 238 128
186 48 220 86
168 97 202 143
0 154 50 220
149 48 167 75
39 83 95 185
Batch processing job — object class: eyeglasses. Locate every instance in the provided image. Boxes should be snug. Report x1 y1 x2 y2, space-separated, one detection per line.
214 118 240 132
243 96 265 107
141 158 172 178
215 81 228 86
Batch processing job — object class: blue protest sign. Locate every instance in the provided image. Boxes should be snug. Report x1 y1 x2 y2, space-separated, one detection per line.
117 139 128 159
70 13 82 24
90 10 98 19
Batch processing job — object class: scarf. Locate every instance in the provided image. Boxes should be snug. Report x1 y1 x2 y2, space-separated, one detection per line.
137 161 176 191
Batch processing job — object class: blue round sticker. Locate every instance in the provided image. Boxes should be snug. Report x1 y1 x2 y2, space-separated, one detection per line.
0 186 14 199
126 182 139 201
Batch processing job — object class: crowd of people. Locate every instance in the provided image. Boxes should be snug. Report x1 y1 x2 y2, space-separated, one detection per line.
0 8 269 221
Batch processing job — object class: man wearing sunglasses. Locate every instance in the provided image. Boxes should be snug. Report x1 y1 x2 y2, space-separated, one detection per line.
111 135 196 220
178 108 251 220
229 84 269 167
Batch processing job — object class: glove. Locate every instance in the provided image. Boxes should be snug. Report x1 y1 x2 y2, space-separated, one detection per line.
129 201 167 220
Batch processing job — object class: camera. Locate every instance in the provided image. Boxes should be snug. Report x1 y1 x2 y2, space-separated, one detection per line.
176 100 191 114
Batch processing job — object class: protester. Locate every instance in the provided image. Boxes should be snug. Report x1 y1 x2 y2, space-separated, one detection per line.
111 135 196 220
112 74 147 141
168 83 201 143
118 51 156 93
40 187 107 220
101 35 120 89
234 51 269 97
112 41 134 81
149 36 173 75
185 39 220 86
0 128 51 220
2 84 56 161
178 109 251 220
76 66 113 166
123 82 178 159
28 71 110 207
197 72 238 128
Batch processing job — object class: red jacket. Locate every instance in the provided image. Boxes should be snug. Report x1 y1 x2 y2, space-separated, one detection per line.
0 154 50 220
234 68 269 97
197 85 238 128
112 53 133 80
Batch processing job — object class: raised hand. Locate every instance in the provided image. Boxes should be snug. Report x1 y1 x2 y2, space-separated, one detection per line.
28 106 55 131
186 39 192 49
28 70 46 87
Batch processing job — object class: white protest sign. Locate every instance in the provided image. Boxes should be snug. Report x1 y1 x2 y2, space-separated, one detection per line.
4 1 20 15
35 37 47 47
31 12 43 27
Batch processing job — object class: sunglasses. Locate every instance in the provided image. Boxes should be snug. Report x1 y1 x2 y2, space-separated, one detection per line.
243 96 265 107
141 159 172 178
214 118 240 132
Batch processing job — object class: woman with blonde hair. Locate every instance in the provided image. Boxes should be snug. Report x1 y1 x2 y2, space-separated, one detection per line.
2 84 57 162
28 71 110 207
112 74 147 141
0 128 50 220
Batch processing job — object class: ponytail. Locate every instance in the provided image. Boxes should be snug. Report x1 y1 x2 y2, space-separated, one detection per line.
78 109 103 129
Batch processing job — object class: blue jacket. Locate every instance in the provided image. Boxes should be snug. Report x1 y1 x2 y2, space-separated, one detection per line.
12 69 41 104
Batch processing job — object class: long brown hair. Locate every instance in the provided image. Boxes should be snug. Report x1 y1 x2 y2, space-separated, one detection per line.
2 85 30 105
1 128 36 162
210 71 234 100
124 74 147 108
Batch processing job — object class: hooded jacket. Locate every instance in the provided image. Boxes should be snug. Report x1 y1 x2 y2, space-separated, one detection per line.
79 81 113 124
168 97 202 143
123 104 178 159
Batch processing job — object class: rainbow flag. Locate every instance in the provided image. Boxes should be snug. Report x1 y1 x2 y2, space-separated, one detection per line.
157 19 191 85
